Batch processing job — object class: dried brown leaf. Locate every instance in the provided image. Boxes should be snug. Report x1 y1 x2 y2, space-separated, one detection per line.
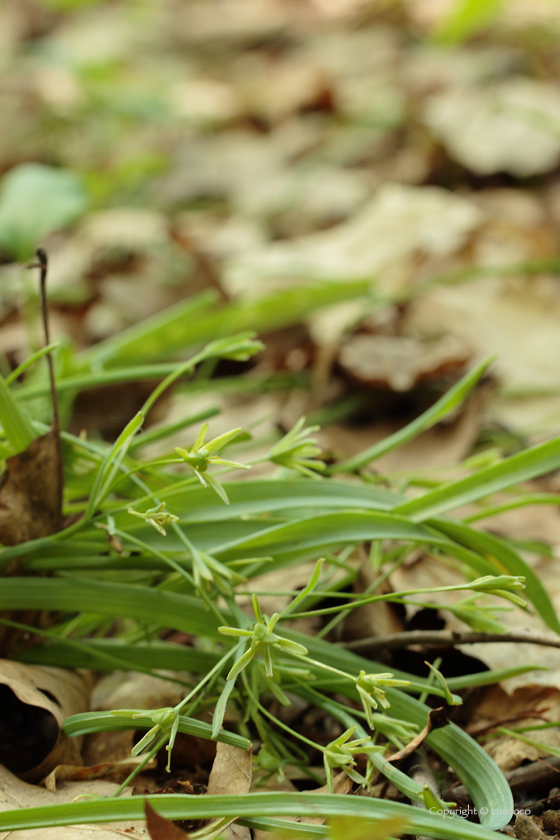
145 801 189 840
387 708 448 763
0 764 146 840
201 742 253 840
0 429 62 545
0 659 92 782
42 756 156 793
514 811 547 840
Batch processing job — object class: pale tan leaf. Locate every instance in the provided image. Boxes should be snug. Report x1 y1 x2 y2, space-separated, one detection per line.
0 765 146 840
199 743 253 840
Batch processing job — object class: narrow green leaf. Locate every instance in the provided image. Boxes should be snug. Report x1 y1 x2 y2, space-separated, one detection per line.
212 511 449 561
464 493 560 523
281 558 324 617
12 639 220 673
80 281 370 369
433 0 503 44
5 343 59 386
445 665 546 691
331 358 493 474
394 435 560 522
430 518 560 634
212 674 239 739
85 410 143 518
0 791 505 836
0 578 223 639
169 480 398 522
63 711 250 750
495 727 560 759
0 374 36 452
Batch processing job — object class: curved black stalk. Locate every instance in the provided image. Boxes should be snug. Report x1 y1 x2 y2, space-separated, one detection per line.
32 248 63 512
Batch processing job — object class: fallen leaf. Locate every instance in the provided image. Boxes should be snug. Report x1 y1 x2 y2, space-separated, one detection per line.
424 79 560 177
94 672 186 713
0 429 62 545
207 742 253 796
0 764 146 840
0 659 92 783
514 811 547 840
225 184 482 298
42 756 156 793
145 801 189 840
202 742 253 840
468 685 560 771
82 729 138 768
0 428 64 656
338 333 471 392
387 708 448 763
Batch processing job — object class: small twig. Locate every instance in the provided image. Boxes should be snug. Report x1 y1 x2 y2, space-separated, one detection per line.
468 707 550 738
443 755 560 804
341 629 560 656
525 791 560 816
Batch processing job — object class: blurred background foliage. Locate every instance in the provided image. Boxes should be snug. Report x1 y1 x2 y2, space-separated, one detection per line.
2 0 560 469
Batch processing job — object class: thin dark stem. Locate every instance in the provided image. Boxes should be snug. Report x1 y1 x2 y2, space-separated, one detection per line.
35 248 60 435
341 629 560 656
33 248 63 513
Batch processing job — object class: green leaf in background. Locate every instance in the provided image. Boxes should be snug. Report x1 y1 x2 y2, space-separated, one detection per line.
0 164 89 260
331 358 493 474
432 0 503 44
0 374 36 452
79 281 371 369
393 435 560 523
43 0 105 9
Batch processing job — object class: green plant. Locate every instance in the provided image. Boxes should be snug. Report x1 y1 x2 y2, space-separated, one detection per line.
1 335 560 838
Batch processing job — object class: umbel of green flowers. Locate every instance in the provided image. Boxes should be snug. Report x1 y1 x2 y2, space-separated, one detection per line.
219 594 308 680
175 424 249 504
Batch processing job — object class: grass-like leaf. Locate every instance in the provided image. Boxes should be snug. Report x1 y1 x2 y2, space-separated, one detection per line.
393 435 560 522
331 358 493 474
63 711 250 750
0 791 506 836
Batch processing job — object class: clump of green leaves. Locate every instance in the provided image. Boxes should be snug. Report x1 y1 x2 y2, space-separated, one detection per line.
2 337 558 838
